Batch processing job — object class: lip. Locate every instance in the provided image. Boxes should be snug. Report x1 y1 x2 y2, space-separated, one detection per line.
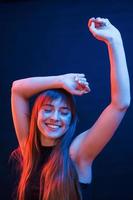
45 123 61 131
45 123 61 127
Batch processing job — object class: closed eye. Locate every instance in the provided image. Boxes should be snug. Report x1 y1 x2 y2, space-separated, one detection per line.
44 109 52 112
61 111 69 115
60 108 71 115
41 104 71 115
41 105 53 113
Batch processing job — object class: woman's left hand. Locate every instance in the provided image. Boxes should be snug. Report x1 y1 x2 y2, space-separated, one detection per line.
88 17 121 44
60 73 91 96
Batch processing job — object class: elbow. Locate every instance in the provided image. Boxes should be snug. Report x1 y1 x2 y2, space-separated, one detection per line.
121 97 131 111
118 102 130 111
11 80 22 94
111 98 131 112
116 102 130 112
121 102 130 111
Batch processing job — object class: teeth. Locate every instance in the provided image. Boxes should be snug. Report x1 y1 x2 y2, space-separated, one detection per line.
46 124 60 128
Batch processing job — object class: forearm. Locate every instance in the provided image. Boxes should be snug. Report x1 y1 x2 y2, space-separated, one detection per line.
12 75 62 98
107 34 130 110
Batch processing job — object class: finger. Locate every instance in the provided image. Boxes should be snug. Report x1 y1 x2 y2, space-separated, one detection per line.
75 73 85 81
88 17 95 27
72 89 86 96
84 82 90 88
95 17 110 26
73 89 90 96
84 84 91 91
104 18 110 25
89 21 97 33
95 17 106 22
77 73 85 77
106 19 110 23
94 17 107 28
77 82 91 92
96 17 101 20
76 78 89 87
77 78 87 83
78 81 89 88
81 85 91 93
96 17 103 21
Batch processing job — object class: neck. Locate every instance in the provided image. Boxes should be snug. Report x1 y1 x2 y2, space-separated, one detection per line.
40 134 57 147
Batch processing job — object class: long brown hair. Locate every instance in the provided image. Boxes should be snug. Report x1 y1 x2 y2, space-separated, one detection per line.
11 89 82 200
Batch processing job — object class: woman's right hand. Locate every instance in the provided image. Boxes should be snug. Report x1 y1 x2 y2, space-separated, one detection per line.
59 73 91 95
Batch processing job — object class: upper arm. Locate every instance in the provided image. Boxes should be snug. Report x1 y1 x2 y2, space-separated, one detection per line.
70 103 128 163
11 89 30 156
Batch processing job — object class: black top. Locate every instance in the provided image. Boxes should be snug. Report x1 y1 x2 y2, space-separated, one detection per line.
12 146 92 200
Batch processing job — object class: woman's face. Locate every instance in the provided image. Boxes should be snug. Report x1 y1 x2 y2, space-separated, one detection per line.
37 97 72 146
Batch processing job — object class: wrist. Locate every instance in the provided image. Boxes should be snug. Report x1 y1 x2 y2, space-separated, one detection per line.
56 74 64 89
107 31 123 47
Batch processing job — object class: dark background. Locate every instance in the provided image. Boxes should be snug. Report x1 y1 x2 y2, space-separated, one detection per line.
0 0 133 199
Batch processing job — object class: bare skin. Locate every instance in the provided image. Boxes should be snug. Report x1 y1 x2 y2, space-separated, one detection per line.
11 17 130 183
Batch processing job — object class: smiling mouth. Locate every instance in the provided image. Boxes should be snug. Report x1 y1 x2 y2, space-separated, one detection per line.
45 123 61 130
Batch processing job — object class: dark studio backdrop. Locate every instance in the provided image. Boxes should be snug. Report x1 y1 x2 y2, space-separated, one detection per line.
0 0 133 199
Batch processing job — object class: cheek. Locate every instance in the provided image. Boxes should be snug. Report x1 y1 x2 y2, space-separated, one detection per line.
38 111 49 122
37 115 41 130
37 112 45 128
63 115 72 128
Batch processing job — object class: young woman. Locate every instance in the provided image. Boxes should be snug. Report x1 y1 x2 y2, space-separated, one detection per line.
11 17 130 200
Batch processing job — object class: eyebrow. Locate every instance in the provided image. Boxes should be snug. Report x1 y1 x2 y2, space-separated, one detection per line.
43 103 70 110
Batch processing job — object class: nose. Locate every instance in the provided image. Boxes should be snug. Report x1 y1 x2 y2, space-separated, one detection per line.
51 110 60 121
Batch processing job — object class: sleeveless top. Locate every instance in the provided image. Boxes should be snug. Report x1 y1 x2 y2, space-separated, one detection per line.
23 146 92 200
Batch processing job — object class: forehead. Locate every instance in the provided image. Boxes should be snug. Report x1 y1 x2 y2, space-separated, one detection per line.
43 97 70 108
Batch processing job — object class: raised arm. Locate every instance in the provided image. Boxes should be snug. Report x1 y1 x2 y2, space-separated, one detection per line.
70 17 130 164
11 74 90 155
